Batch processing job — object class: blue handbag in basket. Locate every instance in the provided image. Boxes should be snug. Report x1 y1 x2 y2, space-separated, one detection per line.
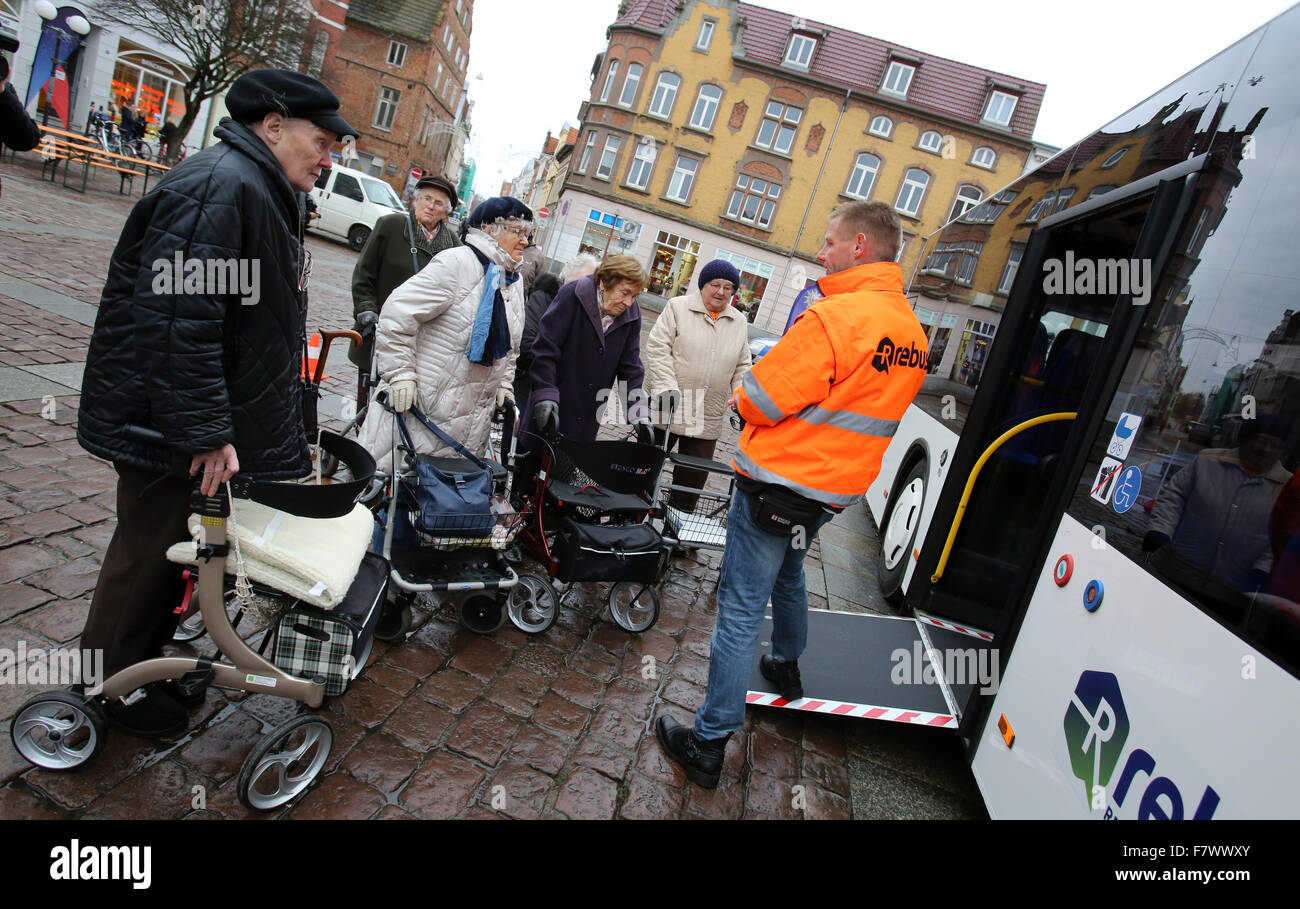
395 406 495 537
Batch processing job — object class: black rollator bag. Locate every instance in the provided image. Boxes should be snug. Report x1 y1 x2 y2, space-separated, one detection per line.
745 480 829 537
554 517 662 583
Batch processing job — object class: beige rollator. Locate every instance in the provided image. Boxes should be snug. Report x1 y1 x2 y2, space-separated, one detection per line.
9 427 385 811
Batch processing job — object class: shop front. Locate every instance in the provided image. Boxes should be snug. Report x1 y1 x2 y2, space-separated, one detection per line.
110 41 188 130
647 229 699 299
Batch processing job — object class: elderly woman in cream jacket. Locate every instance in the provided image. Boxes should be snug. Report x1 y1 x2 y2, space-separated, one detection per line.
359 197 531 468
644 259 753 511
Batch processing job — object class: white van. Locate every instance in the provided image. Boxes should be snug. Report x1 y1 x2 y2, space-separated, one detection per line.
308 164 406 251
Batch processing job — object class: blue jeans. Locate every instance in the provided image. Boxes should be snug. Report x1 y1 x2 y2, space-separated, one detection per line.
694 486 835 740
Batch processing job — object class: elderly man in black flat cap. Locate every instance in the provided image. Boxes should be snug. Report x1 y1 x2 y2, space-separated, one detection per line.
348 174 461 395
75 69 358 737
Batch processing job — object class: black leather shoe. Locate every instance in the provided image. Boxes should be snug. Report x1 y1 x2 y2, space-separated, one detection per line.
105 683 187 738
760 654 803 701
655 715 730 789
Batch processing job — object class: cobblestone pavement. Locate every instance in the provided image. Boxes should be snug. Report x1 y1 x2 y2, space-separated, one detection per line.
0 155 984 819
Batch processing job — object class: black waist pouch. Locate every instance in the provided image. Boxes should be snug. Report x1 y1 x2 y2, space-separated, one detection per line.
738 476 832 537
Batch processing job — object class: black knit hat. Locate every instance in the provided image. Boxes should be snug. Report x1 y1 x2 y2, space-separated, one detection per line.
226 69 358 139
697 259 741 290
415 174 459 210
466 196 533 229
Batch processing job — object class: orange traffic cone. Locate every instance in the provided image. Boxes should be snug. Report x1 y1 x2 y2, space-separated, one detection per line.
301 332 327 381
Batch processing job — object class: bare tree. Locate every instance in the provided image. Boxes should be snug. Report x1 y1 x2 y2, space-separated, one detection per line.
94 0 312 159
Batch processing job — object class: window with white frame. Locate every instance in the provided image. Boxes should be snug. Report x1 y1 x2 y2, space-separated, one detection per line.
966 188 1017 223
626 137 656 190
1025 187 1075 222
595 135 622 180
784 34 816 69
648 72 680 118
895 168 929 217
923 240 983 285
577 132 597 173
918 130 942 153
688 84 722 131
883 61 915 97
971 146 996 169
726 173 781 229
997 245 1023 295
387 41 407 66
845 153 880 199
696 18 716 51
618 63 643 107
983 90 1018 127
665 157 698 203
600 60 620 103
755 101 802 155
948 185 983 222
868 116 893 138
374 87 399 130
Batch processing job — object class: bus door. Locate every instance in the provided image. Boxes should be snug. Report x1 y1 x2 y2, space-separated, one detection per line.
909 168 1205 731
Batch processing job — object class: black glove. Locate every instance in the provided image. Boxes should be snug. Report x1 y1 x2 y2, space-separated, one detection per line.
635 421 656 446
656 389 681 420
1142 531 1170 554
534 400 559 435
355 309 379 337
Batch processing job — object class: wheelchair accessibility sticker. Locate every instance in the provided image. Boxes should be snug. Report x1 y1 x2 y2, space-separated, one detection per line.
1111 466 1142 514
1090 458 1124 506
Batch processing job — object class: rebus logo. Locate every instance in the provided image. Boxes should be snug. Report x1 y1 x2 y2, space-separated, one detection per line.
871 337 927 374
1064 670 1220 819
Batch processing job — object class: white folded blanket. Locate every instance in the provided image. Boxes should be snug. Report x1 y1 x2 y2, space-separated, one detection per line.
165 501 374 610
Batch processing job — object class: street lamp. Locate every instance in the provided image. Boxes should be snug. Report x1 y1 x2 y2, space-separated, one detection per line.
31 1 91 127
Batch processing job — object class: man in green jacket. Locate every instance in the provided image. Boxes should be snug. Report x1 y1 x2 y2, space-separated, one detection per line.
350 174 461 379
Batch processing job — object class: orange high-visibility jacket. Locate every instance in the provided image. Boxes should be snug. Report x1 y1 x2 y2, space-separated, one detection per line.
733 261 929 507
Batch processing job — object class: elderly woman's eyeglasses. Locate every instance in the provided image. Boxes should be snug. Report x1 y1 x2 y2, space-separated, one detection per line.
501 225 530 239
705 280 736 294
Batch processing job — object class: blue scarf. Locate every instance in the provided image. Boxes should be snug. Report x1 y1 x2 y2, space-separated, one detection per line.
467 263 515 366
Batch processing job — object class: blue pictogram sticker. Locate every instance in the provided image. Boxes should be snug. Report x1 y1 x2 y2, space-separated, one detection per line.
1112 466 1142 514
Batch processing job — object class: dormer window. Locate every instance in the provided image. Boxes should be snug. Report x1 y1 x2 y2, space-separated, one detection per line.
983 90 1018 127
784 33 816 70
882 61 915 97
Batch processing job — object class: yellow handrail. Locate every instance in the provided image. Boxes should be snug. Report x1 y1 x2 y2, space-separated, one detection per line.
930 412 1078 583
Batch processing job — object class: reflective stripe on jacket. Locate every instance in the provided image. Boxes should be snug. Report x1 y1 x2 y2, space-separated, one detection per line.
733 261 929 507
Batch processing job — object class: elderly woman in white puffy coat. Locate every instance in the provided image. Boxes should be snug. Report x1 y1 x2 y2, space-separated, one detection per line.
359 197 533 467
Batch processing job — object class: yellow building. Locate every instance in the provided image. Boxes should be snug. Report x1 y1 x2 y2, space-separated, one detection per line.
546 0 1045 330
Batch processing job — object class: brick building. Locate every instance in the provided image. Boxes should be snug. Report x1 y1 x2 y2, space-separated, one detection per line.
324 0 474 195
547 0 1045 332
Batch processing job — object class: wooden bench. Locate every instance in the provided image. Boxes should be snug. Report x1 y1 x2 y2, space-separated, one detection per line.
36 125 170 195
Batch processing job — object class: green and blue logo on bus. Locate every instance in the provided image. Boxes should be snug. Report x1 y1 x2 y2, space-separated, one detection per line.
1064 671 1220 819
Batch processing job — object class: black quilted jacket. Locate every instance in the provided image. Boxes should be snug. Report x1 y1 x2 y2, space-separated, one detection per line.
78 119 312 479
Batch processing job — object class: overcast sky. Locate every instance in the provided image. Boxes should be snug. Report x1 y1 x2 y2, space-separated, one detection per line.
464 0 1297 197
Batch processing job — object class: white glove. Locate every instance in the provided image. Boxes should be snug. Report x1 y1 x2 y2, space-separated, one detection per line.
388 379 416 413
496 388 514 411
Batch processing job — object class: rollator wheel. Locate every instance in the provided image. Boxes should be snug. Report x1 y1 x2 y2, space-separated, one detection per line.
172 610 206 642
10 691 108 770
608 582 660 633
375 594 413 643
460 593 505 634
236 714 333 811
506 573 559 635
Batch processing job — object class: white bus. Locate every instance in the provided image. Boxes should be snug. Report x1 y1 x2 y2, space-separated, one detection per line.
752 4 1300 819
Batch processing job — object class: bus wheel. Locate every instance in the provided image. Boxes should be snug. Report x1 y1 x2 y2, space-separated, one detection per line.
878 459 926 604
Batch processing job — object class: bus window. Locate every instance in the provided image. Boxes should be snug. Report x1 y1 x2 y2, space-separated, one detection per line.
1065 76 1300 676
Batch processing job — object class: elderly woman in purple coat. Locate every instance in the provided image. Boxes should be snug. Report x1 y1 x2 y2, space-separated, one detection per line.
521 254 653 447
